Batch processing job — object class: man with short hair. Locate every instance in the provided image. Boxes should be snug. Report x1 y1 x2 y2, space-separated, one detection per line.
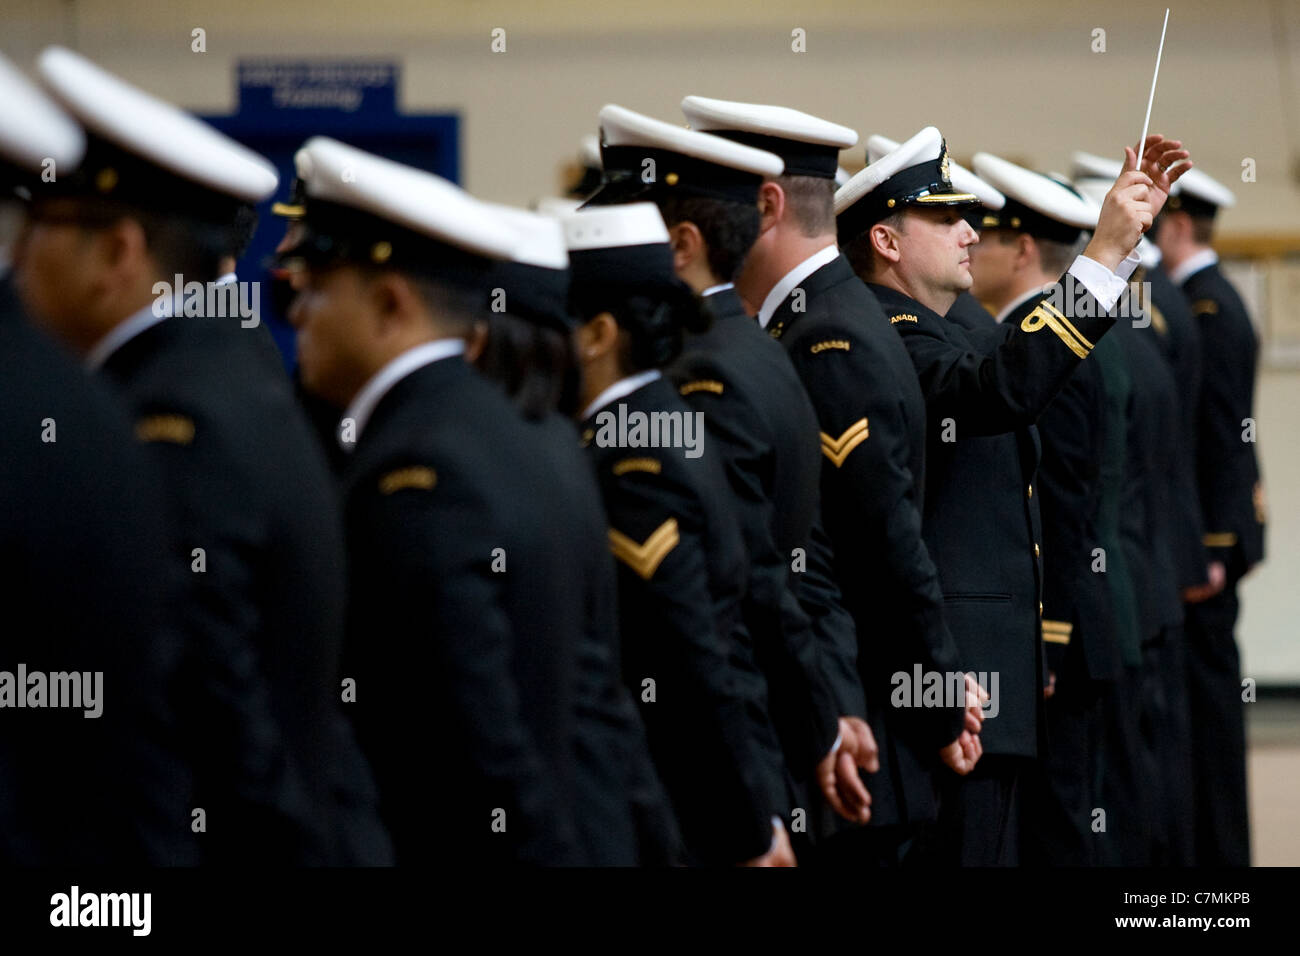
683 97 987 867
836 125 1188 864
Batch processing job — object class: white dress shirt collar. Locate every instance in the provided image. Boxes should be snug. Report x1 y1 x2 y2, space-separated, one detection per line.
993 284 1056 325
701 282 734 298
756 243 839 329
581 369 661 422
341 339 465 450
85 300 173 370
1169 248 1219 287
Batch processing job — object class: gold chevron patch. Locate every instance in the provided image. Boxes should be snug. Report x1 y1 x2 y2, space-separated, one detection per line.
379 466 437 495
1020 298 1093 359
1192 298 1219 316
820 418 869 468
890 313 919 325
1042 620 1073 645
810 339 851 353
609 519 679 580
612 457 662 476
135 414 195 445
679 379 724 396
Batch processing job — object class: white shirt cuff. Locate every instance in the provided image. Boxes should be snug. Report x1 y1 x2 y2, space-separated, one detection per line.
769 816 784 853
828 731 843 758
1067 250 1141 314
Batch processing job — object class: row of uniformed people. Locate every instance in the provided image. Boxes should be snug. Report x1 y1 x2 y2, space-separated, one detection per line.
1 43 1258 867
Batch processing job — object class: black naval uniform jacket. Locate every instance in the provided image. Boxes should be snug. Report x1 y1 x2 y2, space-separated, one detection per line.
1002 295 1118 688
582 375 787 865
668 286 852 781
1146 264 1209 592
766 254 965 828
98 310 389 866
530 412 681 866
874 271 1118 758
1180 261 1266 576
339 352 585 866
0 282 194 865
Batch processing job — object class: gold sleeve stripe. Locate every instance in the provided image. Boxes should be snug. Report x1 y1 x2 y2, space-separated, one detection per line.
821 418 869 468
679 379 725 396
1042 620 1073 644
612 457 662 476
1203 532 1238 548
379 466 437 494
1020 299 1093 359
135 414 195 445
609 519 680 580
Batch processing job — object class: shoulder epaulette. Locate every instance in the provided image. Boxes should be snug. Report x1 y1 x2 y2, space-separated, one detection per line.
379 465 437 495
810 339 851 353
612 457 662 476
135 413 195 445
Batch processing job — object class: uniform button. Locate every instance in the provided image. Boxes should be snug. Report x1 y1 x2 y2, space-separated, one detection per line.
1038 601 1044 616
1034 543 1041 558
1027 484 1034 499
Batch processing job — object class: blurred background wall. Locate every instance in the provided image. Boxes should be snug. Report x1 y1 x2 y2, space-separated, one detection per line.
3 0 1297 683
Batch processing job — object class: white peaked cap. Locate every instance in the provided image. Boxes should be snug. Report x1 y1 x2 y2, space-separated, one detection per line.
1169 164 1236 209
482 201 569 269
681 95 857 148
558 202 669 252
599 103 783 177
38 46 276 203
579 133 603 170
835 126 974 216
0 51 84 173
867 133 1004 210
973 152 1099 229
533 196 585 217
293 136 518 260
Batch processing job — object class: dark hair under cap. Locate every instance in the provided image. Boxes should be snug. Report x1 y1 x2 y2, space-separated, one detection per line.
567 242 710 372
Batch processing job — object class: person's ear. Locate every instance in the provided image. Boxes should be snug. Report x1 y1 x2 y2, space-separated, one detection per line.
463 320 489 363
869 220 902 265
366 271 415 341
578 311 619 361
1016 233 1036 271
756 181 785 234
668 221 703 274
98 217 148 288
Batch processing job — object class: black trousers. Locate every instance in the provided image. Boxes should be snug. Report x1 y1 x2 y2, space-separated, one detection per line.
1142 625 1197 865
1183 581 1251 866
931 754 1029 866
1021 672 1107 866
1096 663 1157 865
